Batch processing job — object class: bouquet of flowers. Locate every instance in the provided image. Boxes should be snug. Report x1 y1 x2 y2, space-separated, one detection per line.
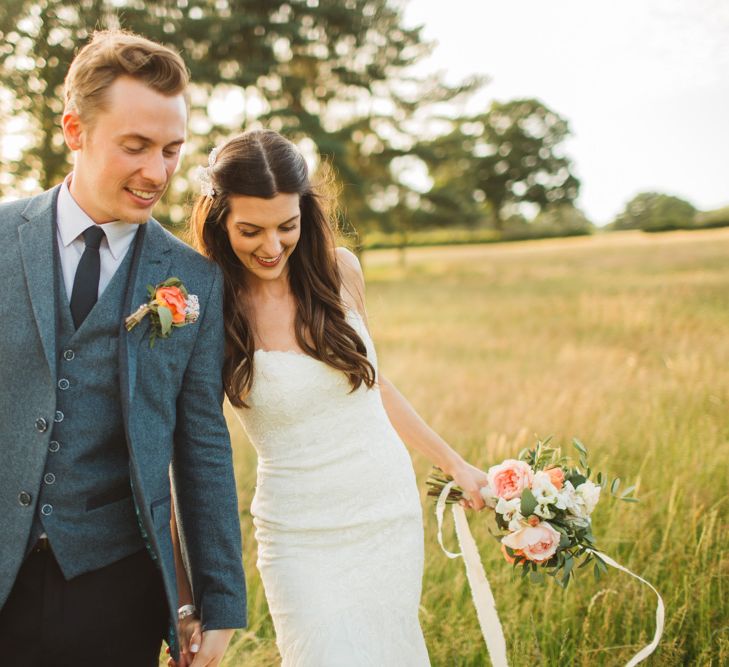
427 437 637 587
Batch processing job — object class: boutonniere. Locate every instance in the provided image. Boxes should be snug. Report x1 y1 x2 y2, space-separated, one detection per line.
125 277 199 347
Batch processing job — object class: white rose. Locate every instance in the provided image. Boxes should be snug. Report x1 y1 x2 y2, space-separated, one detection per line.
495 497 525 531
575 480 601 516
531 471 562 508
495 496 521 520
534 503 556 519
479 483 498 509
558 481 579 512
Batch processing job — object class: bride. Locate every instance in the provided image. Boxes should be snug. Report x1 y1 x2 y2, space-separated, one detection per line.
172 129 488 666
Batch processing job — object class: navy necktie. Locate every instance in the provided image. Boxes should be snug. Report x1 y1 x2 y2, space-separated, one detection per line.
70 225 105 328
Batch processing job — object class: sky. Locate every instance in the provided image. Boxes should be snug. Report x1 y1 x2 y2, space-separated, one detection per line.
403 0 729 225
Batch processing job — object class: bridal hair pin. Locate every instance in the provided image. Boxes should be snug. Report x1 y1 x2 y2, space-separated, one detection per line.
196 146 220 197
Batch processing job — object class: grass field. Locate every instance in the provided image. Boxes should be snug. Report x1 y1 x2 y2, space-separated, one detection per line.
188 228 729 665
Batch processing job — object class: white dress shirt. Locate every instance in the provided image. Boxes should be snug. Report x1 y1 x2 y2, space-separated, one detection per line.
56 177 139 301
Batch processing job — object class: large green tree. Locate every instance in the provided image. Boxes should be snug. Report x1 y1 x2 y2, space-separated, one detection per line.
0 0 478 236
416 98 580 230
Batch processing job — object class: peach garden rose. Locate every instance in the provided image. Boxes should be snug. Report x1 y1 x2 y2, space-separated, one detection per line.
156 286 187 324
501 521 562 563
487 459 534 500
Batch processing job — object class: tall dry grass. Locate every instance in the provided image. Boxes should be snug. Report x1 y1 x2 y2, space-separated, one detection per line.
174 228 729 666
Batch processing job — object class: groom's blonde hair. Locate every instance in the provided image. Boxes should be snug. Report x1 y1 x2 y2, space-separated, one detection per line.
64 29 189 124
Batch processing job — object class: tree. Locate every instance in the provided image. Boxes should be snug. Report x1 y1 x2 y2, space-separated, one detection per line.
417 98 580 231
0 0 479 238
611 192 696 232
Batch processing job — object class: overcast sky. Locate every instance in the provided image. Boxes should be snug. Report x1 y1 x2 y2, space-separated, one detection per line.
403 0 729 224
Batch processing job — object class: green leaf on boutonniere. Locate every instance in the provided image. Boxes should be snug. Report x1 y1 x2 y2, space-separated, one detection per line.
520 488 538 517
160 277 182 288
157 305 173 336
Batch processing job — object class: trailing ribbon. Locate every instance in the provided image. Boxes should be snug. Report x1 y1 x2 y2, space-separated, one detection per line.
436 482 509 667
586 549 665 667
435 483 664 667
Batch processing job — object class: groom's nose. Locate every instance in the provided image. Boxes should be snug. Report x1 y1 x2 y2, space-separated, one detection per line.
138 150 168 187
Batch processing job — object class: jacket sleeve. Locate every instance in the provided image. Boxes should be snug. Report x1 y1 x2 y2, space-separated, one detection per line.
171 263 247 630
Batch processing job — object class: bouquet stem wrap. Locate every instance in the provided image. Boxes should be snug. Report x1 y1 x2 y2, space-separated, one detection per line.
435 482 665 667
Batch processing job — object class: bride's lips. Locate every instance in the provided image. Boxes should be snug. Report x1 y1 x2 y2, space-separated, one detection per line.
253 252 284 268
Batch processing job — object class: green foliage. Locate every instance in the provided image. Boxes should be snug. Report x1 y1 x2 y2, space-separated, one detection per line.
415 98 580 230
611 191 697 232
0 0 479 235
694 205 729 230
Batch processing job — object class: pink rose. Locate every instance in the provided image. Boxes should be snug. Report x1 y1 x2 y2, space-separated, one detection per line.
487 459 534 500
501 521 562 563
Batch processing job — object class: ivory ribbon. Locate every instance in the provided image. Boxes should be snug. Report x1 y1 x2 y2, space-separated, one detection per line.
586 549 665 667
435 483 665 667
436 482 509 667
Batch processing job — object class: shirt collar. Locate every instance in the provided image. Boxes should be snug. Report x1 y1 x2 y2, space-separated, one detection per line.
57 175 139 260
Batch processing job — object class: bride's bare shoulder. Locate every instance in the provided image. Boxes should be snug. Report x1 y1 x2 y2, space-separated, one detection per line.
335 247 367 316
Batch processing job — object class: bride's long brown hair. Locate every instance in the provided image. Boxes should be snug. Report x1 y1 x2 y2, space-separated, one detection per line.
189 129 376 407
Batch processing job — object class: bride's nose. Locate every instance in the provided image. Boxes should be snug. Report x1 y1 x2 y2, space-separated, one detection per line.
260 232 283 257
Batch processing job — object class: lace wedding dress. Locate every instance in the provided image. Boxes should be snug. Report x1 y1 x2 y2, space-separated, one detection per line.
233 308 430 666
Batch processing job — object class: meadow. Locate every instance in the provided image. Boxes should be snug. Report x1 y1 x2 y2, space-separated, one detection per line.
187 228 729 665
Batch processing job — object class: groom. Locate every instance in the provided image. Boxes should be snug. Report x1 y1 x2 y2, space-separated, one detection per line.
0 30 246 665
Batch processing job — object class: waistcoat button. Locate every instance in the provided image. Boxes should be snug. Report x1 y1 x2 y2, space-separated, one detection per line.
44 473 56 485
63 349 75 361
58 378 70 390
54 411 64 423
49 440 61 453
41 504 53 516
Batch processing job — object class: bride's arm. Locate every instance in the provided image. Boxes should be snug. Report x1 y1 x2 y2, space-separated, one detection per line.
336 248 489 509
170 494 202 666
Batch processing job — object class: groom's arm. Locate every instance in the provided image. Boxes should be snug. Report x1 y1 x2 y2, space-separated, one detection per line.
171 263 247 631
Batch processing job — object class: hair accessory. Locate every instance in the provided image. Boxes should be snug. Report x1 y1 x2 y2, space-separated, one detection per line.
196 145 220 197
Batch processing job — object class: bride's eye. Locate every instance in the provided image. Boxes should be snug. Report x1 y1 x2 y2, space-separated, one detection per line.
241 230 260 238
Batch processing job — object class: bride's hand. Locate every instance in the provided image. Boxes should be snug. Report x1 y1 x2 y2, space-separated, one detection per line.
448 460 490 511
168 614 202 667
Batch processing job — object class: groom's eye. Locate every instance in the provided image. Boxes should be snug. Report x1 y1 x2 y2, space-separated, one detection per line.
123 145 144 153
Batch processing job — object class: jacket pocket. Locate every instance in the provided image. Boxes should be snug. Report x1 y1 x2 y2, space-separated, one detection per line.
86 481 133 511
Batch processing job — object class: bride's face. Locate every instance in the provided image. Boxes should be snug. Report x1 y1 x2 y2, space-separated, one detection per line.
225 193 301 281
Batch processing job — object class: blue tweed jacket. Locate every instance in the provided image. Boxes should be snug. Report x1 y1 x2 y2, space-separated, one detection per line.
0 185 247 655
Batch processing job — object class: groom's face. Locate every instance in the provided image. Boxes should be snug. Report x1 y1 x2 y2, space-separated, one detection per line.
63 76 187 224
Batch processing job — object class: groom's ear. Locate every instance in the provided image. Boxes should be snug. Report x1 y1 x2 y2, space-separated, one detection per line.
62 109 85 152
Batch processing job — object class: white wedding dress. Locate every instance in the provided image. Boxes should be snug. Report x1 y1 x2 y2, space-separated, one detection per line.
233 308 430 666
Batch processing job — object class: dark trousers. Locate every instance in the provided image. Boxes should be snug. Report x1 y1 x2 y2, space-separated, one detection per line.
0 544 168 667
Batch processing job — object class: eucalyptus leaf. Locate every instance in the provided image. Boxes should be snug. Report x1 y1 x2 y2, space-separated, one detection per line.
520 488 538 516
157 306 173 336
573 438 587 455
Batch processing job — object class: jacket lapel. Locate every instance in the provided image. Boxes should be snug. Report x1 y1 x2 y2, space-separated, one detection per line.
18 187 61 381
119 219 172 412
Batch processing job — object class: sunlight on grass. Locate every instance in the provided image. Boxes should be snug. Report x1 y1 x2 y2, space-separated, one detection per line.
170 228 729 666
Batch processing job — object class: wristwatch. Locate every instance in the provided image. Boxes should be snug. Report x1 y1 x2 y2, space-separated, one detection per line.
178 604 198 621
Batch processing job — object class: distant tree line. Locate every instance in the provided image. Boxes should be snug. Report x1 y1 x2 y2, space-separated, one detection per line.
609 192 729 233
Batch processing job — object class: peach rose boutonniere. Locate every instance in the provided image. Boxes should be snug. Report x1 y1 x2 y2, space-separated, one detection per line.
125 277 199 347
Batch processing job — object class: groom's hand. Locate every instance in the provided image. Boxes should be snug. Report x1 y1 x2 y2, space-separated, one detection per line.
188 628 235 667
